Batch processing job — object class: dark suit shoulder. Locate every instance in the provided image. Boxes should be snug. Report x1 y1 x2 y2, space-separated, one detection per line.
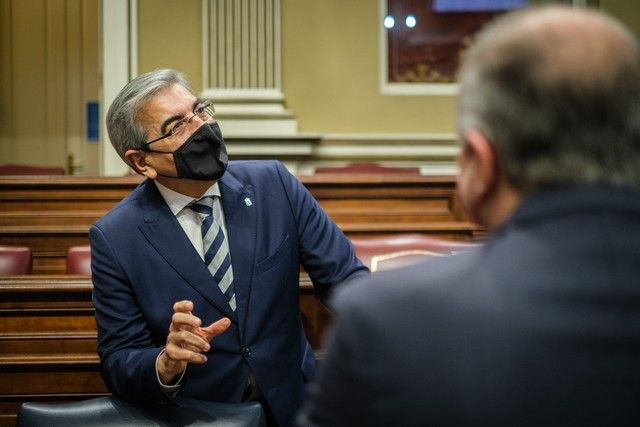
332 251 484 321
92 180 153 230
225 160 286 181
219 161 296 196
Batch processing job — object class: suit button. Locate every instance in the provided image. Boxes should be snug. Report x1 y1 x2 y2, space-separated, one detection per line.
241 346 251 358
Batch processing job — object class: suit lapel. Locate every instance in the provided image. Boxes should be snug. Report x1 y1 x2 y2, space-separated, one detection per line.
219 172 257 339
137 180 237 322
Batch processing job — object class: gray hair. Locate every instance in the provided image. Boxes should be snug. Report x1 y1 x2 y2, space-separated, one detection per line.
458 6 640 193
106 69 194 160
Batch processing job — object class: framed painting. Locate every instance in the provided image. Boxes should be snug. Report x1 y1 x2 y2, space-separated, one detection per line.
379 0 588 95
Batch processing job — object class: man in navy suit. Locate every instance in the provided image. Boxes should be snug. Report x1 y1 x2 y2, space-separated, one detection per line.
299 6 640 426
90 69 368 426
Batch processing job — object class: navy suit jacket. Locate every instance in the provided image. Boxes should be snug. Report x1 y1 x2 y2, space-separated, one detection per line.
90 160 367 426
300 184 640 426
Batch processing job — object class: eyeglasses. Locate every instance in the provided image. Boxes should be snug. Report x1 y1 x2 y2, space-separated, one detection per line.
143 101 215 148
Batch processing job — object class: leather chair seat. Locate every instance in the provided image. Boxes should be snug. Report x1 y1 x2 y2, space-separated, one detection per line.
66 245 92 275
17 396 266 427
0 245 32 275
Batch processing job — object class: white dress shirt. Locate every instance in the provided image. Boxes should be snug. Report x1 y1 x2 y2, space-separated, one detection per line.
154 180 229 261
152 180 229 391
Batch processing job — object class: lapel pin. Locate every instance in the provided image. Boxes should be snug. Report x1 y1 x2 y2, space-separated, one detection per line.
244 197 252 207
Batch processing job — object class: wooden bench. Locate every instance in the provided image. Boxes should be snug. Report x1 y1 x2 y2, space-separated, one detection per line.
0 274 329 427
0 175 484 274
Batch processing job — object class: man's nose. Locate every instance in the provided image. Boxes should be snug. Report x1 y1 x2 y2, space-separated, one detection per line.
184 116 207 137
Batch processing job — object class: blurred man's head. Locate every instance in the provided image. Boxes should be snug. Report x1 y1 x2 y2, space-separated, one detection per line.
456 6 640 230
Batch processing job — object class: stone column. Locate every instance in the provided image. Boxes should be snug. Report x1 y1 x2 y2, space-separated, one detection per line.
202 0 297 135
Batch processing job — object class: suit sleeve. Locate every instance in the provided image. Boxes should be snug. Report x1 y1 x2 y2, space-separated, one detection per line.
274 161 369 301
90 223 171 403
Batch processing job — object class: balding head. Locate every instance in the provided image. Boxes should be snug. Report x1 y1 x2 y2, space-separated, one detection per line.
458 6 640 194
470 7 637 90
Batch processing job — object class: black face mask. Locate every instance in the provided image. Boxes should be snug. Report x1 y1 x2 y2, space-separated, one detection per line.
147 122 228 181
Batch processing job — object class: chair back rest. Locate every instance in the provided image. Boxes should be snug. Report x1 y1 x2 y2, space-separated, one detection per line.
0 245 32 275
351 234 482 272
17 396 266 427
314 162 420 174
66 246 92 275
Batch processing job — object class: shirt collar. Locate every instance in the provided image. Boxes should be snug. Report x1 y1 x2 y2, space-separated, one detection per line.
154 181 221 217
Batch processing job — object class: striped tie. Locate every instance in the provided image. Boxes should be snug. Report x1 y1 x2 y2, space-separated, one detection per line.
189 196 236 311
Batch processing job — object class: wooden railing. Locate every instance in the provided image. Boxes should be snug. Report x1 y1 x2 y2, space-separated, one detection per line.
0 274 328 427
0 174 485 425
0 175 484 274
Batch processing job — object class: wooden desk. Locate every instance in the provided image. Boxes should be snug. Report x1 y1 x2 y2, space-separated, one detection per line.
0 175 483 273
0 274 328 427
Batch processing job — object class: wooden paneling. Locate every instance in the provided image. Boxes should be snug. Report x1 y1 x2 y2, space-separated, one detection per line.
0 275 325 427
0 175 141 211
0 175 484 274
0 174 482 424
0 275 104 427
0 0 99 173
0 176 142 274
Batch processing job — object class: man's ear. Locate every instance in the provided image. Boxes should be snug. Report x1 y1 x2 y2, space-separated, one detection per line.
124 149 157 179
461 129 497 203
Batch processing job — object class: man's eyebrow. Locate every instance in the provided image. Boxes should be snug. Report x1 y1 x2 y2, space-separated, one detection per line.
159 100 200 135
159 114 183 136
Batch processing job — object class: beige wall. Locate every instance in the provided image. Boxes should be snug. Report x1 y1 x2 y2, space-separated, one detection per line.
2 1 640 172
138 0 203 92
600 0 640 40
137 0 457 135
281 0 640 134
281 0 456 134
137 0 640 136
0 0 98 173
